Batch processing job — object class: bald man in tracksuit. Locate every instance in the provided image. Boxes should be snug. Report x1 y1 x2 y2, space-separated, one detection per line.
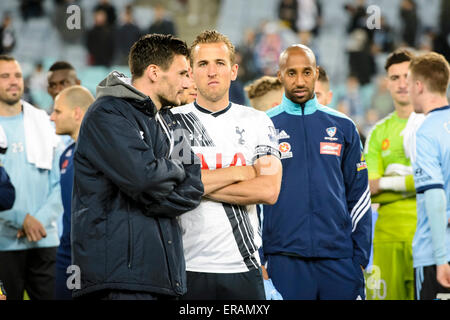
261 44 372 300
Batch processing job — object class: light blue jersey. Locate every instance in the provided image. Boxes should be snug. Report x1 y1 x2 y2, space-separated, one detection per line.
412 105 450 268
0 112 63 251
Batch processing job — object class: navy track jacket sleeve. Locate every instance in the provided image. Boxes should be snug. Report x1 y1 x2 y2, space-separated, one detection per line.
0 165 15 211
78 106 188 209
342 126 372 268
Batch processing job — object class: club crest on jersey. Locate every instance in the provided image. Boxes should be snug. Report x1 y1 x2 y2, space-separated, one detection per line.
235 126 245 145
325 127 338 141
278 142 293 159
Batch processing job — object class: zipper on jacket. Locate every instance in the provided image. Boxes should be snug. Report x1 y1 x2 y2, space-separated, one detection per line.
127 205 133 269
300 103 315 256
156 220 174 288
156 112 174 157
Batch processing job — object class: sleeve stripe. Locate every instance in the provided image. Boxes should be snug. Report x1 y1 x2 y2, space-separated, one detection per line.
351 190 371 226
352 199 371 232
350 185 370 218
416 184 444 194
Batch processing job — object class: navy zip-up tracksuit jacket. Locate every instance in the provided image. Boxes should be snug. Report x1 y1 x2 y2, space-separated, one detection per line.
262 95 372 268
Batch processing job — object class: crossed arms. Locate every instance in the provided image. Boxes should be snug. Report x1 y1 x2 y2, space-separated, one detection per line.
201 155 283 206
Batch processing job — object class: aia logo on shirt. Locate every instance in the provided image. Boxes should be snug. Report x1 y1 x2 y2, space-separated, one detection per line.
320 142 342 156
196 152 246 170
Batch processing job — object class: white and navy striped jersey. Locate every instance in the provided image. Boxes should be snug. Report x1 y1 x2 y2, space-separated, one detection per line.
171 101 280 273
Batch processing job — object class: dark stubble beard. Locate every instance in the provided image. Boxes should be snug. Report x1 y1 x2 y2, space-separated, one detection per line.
158 94 180 108
0 95 22 106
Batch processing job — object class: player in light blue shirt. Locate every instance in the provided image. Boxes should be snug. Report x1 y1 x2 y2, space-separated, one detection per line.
0 55 63 300
407 51 450 299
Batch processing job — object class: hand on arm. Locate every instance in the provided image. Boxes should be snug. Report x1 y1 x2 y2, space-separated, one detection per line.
201 165 257 195
205 155 282 205
369 178 380 195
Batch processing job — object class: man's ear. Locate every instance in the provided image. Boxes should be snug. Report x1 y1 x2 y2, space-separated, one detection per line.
231 64 239 81
277 70 283 83
73 106 83 121
76 78 81 85
416 79 424 95
145 64 159 82
327 90 333 106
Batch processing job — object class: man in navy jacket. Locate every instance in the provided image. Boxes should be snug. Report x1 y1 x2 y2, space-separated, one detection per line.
71 34 203 300
262 44 372 300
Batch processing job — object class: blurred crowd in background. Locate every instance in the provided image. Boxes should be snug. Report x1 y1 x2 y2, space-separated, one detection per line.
1 0 449 137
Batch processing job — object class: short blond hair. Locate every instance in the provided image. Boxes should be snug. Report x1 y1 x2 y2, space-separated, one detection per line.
245 76 282 99
245 76 283 111
58 85 94 111
190 30 236 66
409 52 450 95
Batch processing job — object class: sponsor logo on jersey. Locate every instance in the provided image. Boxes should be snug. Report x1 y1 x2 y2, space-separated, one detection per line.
196 152 246 169
414 167 432 184
320 142 342 156
381 138 390 150
65 149 73 158
278 130 290 140
357 152 367 171
325 127 338 141
444 121 450 134
61 159 69 174
278 142 293 159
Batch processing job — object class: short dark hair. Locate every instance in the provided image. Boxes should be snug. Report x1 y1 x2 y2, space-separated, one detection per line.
384 48 414 71
48 61 75 72
317 66 329 84
0 54 15 62
128 33 189 80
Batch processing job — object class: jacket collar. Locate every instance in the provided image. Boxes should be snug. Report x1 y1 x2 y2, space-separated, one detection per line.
129 97 158 117
281 94 319 115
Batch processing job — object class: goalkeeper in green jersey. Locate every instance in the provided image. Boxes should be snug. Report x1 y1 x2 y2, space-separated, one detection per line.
364 49 424 300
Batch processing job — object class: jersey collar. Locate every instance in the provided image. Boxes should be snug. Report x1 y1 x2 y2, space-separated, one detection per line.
194 101 232 117
428 105 450 114
281 93 319 116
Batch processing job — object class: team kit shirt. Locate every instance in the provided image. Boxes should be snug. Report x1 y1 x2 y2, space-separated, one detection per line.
0 113 62 251
364 112 417 242
412 106 450 268
171 102 280 273
56 142 76 268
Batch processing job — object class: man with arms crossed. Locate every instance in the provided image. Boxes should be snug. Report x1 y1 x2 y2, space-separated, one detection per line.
406 52 450 299
172 30 282 300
